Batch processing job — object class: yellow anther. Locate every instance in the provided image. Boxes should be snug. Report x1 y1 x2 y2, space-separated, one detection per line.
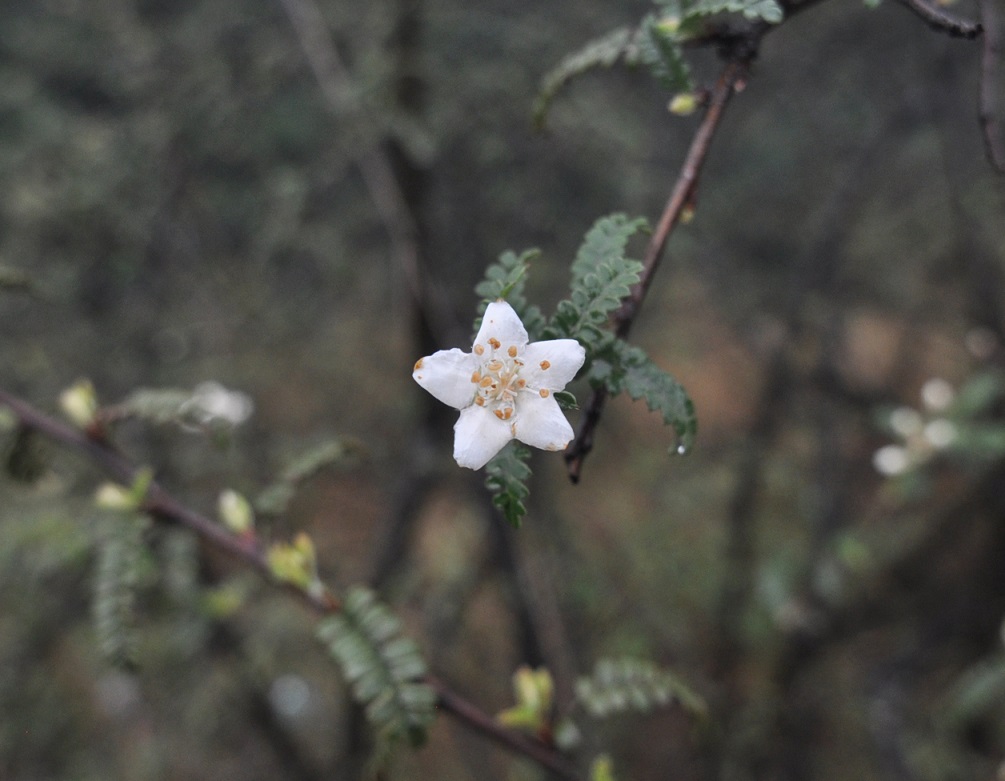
540 389 550 398
494 409 505 420
488 337 501 349
540 360 551 370
480 377 494 388
414 358 424 370
508 345 518 358
474 397 486 406
487 359 503 372
516 379 527 389
474 344 485 356
471 371 481 383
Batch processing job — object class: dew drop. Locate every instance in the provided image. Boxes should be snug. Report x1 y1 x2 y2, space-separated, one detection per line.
675 443 689 456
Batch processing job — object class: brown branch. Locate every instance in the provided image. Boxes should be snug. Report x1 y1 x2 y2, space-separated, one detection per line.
895 0 983 38
564 59 748 482
978 0 1005 173
0 387 582 781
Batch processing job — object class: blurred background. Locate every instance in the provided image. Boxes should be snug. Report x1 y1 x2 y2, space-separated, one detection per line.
2 0 1005 778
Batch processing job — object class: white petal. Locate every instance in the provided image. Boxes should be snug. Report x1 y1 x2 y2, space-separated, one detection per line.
474 301 528 353
413 349 478 410
512 394 574 452
453 406 515 470
521 339 586 389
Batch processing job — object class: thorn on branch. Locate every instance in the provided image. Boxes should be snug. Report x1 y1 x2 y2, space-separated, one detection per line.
895 0 983 39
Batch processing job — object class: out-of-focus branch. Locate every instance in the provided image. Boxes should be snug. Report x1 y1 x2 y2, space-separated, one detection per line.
895 0 983 38
275 0 458 345
564 58 748 482
978 0 1005 173
0 388 582 781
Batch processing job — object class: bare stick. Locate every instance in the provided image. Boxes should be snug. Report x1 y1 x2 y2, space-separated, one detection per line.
564 59 748 482
895 0 983 38
0 388 582 780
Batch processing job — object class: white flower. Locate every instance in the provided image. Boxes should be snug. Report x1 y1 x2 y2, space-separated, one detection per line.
412 301 586 470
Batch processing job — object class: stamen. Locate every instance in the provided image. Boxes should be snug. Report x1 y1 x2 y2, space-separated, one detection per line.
540 360 551 370
471 371 481 383
540 389 550 398
516 379 527 389
487 359 503 372
488 337 501 349
480 377 494 388
494 409 505 420
414 358 424 370
474 397 486 406
474 344 485 356
507 345 518 358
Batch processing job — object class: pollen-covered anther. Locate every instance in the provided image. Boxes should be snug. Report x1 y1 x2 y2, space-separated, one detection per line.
493 407 514 421
474 344 485 356
507 345 518 358
540 389 550 398
414 358 424 370
474 397 486 406
516 379 527 389
471 371 481 383
479 376 494 388
488 337 501 350
540 360 551 370
487 359 503 372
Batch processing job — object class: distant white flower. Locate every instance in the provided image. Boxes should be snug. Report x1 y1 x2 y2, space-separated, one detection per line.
412 301 586 470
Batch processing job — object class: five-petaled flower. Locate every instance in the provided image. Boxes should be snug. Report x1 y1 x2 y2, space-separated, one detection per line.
412 301 586 470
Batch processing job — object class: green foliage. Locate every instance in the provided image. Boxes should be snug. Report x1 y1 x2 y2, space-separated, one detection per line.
535 0 784 124
546 213 646 349
475 249 546 339
533 27 634 128
92 515 148 669
589 339 697 452
630 15 693 91
485 442 533 528
255 438 361 515
316 587 436 754
574 657 707 719
676 0 784 23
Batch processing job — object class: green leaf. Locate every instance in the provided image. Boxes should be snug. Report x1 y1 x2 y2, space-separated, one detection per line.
589 339 697 452
547 214 646 348
534 27 634 128
626 16 693 93
92 515 149 669
484 442 532 528
256 438 361 515
475 249 546 340
682 0 784 22
316 587 435 754
574 658 707 720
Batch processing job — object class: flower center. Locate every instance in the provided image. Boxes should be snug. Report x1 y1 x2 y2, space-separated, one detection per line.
471 339 526 421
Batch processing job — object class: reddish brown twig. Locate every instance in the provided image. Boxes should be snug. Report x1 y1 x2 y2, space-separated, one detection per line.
564 59 748 482
0 387 581 780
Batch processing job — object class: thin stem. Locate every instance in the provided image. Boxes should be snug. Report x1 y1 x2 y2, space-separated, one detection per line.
0 388 583 781
565 59 748 482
